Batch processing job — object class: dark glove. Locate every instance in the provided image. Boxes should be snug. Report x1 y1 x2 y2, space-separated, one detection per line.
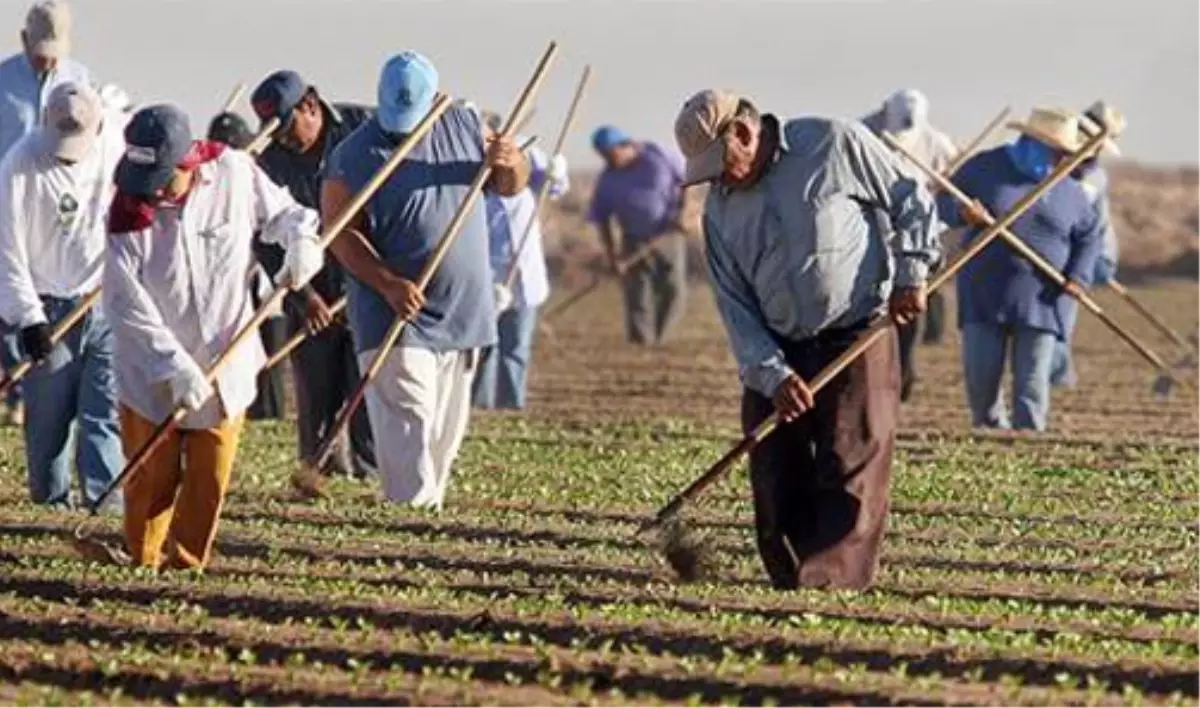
20 324 53 362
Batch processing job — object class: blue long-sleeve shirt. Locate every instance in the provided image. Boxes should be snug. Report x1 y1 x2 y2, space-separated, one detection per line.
939 146 1103 339
1078 164 1118 280
703 115 942 396
0 53 91 160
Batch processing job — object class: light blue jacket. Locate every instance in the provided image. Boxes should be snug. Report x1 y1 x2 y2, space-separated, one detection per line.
0 52 92 160
703 115 941 396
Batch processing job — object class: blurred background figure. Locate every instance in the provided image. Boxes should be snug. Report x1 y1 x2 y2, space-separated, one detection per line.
473 109 570 410
1050 100 1126 388
863 89 959 401
588 125 688 347
0 0 91 427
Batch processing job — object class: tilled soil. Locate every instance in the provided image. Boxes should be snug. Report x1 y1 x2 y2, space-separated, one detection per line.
0 276 1195 705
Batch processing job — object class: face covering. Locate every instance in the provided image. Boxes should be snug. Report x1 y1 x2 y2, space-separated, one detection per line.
1006 135 1059 181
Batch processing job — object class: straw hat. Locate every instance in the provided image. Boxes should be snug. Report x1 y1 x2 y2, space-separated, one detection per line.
1006 107 1085 153
1079 100 1126 157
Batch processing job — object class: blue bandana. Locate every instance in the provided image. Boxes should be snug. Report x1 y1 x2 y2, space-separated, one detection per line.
1005 135 1059 181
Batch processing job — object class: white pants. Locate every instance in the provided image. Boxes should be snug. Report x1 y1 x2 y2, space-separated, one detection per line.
358 346 475 509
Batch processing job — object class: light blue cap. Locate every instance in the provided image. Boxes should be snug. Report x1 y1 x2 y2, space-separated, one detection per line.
377 51 438 134
591 125 631 154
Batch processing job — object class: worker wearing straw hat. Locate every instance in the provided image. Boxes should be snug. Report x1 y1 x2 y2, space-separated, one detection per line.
937 107 1103 431
250 70 377 476
104 104 326 570
588 125 689 346
321 52 529 509
0 82 124 509
674 89 941 590
1050 100 1127 388
862 89 959 401
473 108 570 410
0 1 92 428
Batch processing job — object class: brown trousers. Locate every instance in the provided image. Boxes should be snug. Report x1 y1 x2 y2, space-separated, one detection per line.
122 406 245 571
741 322 900 591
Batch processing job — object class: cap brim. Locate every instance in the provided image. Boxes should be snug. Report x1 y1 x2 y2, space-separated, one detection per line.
683 140 726 186
48 130 91 162
379 98 433 134
114 156 174 198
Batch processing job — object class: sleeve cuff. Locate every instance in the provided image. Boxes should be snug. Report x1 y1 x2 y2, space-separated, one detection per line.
894 257 930 288
15 308 48 329
743 359 794 398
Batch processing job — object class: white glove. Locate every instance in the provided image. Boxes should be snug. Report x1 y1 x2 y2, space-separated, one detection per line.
546 154 569 197
167 360 214 412
282 234 325 288
493 282 514 312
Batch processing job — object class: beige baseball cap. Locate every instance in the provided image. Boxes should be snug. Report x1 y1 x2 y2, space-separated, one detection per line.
24 1 71 59
43 81 100 162
674 89 740 185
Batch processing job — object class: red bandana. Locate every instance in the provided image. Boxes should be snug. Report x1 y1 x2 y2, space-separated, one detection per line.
108 141 228 234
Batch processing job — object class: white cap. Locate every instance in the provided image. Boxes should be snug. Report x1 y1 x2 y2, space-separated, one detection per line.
43 81 101 162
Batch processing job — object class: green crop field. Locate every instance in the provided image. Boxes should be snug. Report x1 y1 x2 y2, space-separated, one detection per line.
0 282 1196 706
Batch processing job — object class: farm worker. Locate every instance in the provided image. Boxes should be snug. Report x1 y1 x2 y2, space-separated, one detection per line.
588 124 689 346
862 89 959 401
473 108 570 410
0 1 92 428
938 107 1103 430
250 70 377 478
104 104 325 570
1050 100 1126 388
321 51 529 509
205 109 288 421
674 90 941 590
0 82 123 509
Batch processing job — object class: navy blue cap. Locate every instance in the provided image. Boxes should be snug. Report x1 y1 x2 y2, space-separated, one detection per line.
207 111 253 149
251 70 308 132
114 104 193 197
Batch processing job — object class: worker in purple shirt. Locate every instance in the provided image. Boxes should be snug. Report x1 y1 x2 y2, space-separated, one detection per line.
587 126 688 346
939 108 1103 431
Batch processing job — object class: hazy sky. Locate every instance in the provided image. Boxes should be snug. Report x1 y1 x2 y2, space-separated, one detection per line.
2 0 1196 166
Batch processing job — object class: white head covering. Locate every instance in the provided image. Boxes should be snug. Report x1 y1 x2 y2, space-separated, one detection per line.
883 89 929 133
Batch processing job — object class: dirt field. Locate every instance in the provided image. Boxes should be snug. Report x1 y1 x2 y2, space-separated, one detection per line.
0 266 1196 705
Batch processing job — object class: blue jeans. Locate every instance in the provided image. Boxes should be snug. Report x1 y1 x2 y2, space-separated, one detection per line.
961 322 1057 431
1 330 22 408
22 296 124 508
1050 301 1079 388
472 305 539 410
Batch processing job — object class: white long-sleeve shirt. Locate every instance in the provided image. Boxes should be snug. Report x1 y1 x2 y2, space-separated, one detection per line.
484 145 569 308
0 122 124 327
103 147 319 428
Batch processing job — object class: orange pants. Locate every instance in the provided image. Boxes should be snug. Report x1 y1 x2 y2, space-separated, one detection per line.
121 405 245 570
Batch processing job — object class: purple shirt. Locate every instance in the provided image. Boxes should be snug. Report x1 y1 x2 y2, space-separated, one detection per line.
588 142 685 245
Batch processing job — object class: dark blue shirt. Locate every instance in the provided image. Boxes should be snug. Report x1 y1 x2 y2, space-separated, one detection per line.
324 105 496 354
939 146 1103 338
257 101 373 302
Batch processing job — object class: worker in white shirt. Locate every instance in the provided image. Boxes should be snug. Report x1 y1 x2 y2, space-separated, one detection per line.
474 109 569 410
0 81 123 509
104 104 324 571
0 1 92 427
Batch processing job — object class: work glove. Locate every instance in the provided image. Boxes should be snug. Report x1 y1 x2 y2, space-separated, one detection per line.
281 234 325 289
19 324 53 362
493 282 514 312
546 154 570 197
167 359 214 412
